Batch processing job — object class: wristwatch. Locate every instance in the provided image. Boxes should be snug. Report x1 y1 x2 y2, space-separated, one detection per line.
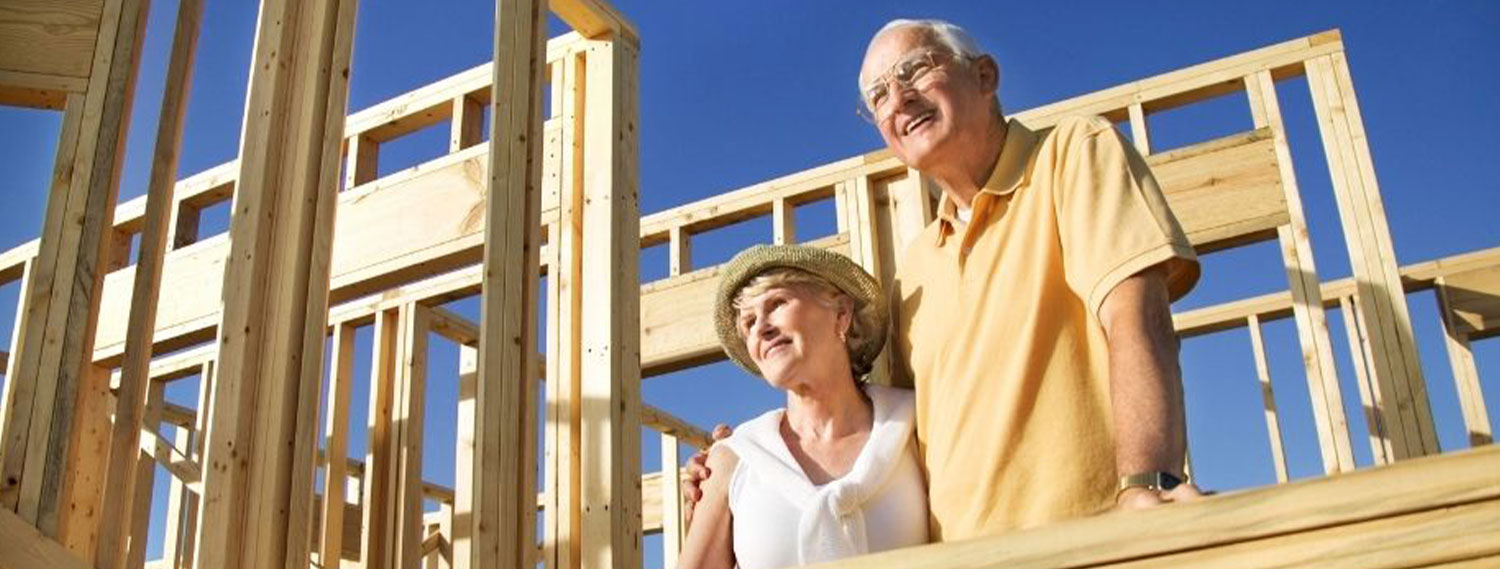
1117 471 1185 497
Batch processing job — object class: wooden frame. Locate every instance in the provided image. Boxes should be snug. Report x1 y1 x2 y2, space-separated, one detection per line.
1 14 1495 569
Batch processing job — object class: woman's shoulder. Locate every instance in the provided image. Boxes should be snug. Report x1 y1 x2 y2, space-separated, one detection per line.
863 383 915 408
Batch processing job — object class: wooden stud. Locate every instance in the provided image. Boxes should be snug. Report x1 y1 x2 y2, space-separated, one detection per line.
1339 296 1390 465
1 0 149 547
668 226 691 277
660 433 683 568
772 198 795 245
1247 315 1290 483
1434 278 1492 447
345 134 380 190
469 0 547 567
394 304 431 568
361 308 401 569
0 257 35 453
191 0 359 566
319 322 356 568
1307 55 1437 459
450 94 485 153
94 1 205 565
1127 102 1152 155
452 344 477 569
122 380 166 568
578 32 643 569
1245 70 1354 474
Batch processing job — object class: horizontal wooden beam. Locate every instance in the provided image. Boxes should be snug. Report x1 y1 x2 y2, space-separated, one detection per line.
640 405 712 449
0 507 91 569
809 444 1500 569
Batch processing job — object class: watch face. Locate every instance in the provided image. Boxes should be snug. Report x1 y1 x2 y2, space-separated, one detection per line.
1159 472 1184 490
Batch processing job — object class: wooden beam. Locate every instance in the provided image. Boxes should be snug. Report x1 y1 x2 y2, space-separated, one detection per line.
659 434 683 568
1245 69 1353 474
640 405 712 449
578 32 642 569
1435 278 1493 447
318 323 356 569
1247 315 1289 483
1307 54 1436 460
0 507 92 569
191 0 358 566
468 0 547 567
94 1 204 565
806 445 1500 569
1339 296 1390 465
548 0 637 42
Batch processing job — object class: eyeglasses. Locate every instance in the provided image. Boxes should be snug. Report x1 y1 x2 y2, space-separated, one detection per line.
857 49 958 124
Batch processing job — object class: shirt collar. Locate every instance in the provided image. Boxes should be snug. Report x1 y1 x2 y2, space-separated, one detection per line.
934 118 1039 233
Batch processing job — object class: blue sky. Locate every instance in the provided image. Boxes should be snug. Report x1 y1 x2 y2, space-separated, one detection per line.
0 1 1497 565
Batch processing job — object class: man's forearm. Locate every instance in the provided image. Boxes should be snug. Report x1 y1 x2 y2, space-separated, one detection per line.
1100 268 1189 478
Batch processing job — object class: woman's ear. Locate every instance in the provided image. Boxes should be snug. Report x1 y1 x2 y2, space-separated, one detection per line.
836 295 855 337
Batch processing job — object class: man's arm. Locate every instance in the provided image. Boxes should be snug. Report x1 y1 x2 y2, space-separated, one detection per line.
1097 264 1202 509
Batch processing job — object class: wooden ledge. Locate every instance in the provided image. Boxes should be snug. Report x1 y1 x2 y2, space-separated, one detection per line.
810 445 1500 569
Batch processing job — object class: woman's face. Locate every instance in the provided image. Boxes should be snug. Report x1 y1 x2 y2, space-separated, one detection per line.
736 283 851 390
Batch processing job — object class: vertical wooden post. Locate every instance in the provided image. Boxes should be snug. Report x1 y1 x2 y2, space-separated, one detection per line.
0 258 35 451
660 434 683 569
453 344 477 568
451 95 485 153
1306 54 1437 459
1434 278 1492 447
345 134 380 189
578 32 642 569
191 0 359 566
320 322 357 568
0 0 149 553
159 424 192 568
1247 315 1290 483
544 47 585 569
362 308 401 569
668 226 690 277
772 198 795 245
1127 102 1151 155
470 0 547 567
95 1 205 566
1339 296 1390 464
122 380 165 568
1245 70 1355 473
394 304 431 568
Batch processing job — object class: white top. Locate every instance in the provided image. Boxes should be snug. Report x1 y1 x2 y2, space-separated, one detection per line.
723 384 929 569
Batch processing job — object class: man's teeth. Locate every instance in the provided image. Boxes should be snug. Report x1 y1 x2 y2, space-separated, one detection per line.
906 113 934 134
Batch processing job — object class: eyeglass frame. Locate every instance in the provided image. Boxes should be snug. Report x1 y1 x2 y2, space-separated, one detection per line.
856 48 967 124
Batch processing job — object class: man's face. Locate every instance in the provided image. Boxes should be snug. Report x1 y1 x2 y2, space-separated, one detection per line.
858 27 997 171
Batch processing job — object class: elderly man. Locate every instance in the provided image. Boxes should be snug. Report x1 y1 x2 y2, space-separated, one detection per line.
691 18 1203 541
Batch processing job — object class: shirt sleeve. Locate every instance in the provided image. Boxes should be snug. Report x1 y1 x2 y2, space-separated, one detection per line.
1052 117 1200 319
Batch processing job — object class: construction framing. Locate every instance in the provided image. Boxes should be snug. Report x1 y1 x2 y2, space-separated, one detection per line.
0 2 1495 568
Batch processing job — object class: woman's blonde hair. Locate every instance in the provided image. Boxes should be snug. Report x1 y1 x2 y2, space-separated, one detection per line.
731 267 883 379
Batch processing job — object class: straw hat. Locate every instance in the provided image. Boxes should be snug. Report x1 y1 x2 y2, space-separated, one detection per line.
714 244 888 377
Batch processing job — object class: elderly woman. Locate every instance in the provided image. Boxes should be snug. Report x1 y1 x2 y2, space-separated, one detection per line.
676 245 929 569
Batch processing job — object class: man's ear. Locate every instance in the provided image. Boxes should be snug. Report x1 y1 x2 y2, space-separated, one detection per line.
974 55 1000 93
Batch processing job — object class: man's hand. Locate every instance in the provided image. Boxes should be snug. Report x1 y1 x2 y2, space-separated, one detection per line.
1115 482 1204 511
682 424 733 527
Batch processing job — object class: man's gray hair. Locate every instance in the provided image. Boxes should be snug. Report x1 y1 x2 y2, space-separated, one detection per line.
870 18 987 59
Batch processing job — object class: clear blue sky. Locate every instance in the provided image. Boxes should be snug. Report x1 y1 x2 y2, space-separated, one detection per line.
0 1 1496 565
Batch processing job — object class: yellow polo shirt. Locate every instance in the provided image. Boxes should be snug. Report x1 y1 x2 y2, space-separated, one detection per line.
892 116 1199 540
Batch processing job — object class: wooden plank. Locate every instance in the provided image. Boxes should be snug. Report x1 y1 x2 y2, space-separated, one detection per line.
0 71 75 110
548 0 638 42
191 0 358 565
578 32 642 569
452 345 477 569
1146 128 1287 253
0 0 103 84
806 445 1500 569
361 309 401 569
122 381 164 569
668 226 691 277
1307 54 1436 460
450 94 485 153
319 323 356 568
95 0 205 564
544 45 585 569
344 134 379 189
0 507 92 569
1126 102 1151 154
158 426 192 569
659 434 683 568
0 258 35 456
1246 315 1289 483
1435 278 1493 447
394 304 431 569
1244 70 1353 473
1340 296 1390 465
468 0 547 567
1013 31 1344 128
640 405 712 449
772 198 795 245
9 0 150 551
